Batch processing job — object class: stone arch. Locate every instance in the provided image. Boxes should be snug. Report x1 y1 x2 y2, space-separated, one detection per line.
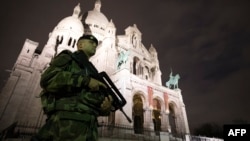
131 90 146 108
168 101 178 135
132 93 145 134
152 96 164 111
152 97 163 134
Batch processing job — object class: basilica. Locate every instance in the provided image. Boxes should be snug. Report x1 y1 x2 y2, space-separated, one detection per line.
0 0 189 136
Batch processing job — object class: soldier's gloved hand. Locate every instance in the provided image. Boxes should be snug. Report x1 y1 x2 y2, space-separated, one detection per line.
100 95 113 114
88 78 107 91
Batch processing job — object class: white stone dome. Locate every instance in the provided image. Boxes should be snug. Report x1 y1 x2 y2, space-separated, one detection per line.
55 3 83 34
46 3 84 54
56 16 83 34
82 0 109 41
85 10 109 26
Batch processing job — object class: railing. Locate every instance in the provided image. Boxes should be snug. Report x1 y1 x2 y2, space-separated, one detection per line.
0 121 40 140
0 122 18 140
1 122 160 141
188 135 223 141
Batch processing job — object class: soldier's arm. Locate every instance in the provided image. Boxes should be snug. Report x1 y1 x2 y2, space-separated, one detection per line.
40 53 90 93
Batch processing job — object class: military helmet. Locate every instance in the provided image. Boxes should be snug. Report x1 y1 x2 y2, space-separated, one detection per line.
78 34 98 45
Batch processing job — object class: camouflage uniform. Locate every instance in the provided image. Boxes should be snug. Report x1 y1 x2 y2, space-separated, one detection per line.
32 50 109 141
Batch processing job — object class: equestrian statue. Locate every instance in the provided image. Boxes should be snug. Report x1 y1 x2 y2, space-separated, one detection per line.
165 70 180 89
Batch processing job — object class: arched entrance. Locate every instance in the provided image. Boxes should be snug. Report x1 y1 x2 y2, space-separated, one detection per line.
169 103 177 135
152 98 161 135
132 95 144 134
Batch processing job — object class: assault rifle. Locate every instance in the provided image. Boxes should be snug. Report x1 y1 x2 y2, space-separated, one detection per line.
97 71 132 123
70 51 132 123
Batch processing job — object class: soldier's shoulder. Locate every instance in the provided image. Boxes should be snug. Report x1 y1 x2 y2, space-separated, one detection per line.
58 50 73 57
51 50 73 67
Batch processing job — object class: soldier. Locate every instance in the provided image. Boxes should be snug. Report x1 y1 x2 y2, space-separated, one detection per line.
31 34 113 141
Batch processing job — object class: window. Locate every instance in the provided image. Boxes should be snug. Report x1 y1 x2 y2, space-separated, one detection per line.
68 37 72 46
72 39 76 48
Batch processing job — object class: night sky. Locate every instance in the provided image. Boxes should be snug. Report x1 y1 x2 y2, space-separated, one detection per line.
1 0 250 133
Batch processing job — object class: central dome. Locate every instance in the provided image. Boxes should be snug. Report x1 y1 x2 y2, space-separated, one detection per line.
85 10 109 26
55 3 83 35
82 0 109 41
56 16 83 33
46 3 84 54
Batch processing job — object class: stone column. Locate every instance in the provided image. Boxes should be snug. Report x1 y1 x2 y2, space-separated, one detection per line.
161 111 169 132
143 108 154 130
181 104 190 134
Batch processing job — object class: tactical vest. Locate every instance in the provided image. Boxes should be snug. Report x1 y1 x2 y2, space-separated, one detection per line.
40 50 105 119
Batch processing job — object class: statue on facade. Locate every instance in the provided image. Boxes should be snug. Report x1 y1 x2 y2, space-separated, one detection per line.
117 50 130 69
165 70 180 89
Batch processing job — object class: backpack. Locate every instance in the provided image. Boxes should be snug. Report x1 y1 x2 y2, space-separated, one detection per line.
39 50 73 115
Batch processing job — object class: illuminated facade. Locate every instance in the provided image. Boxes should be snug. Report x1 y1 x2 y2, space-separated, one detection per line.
0 0 189 135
